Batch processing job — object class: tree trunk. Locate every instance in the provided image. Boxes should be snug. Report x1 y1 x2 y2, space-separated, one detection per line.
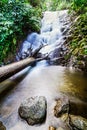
0 57 44 83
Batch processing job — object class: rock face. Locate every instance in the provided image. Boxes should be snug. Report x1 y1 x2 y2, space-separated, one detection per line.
18 96 47 125
0 121 6 130
54 96 69 117
69 115 87 130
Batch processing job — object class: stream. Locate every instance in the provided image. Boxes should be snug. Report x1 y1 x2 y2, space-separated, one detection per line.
0 10 87 130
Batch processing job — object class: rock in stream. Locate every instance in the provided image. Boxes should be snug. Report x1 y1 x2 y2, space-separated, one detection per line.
54 96 69 117
69 115 87 130
0 121 6 130
18 96 47 125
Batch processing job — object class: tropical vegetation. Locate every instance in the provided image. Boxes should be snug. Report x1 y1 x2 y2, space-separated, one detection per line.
68 0 87 71
0 0 43 65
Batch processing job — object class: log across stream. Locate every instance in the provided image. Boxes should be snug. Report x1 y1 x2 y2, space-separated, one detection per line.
0 57 47 83
0 11 87 130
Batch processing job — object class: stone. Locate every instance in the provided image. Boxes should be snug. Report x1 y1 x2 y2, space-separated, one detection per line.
0 121 6 130
57 127 64 130
54 96 69 117
26 33 43 52
61 26 65 32
69 115 87 130
49 126 56 130
18 96 47 125
61 114 69 122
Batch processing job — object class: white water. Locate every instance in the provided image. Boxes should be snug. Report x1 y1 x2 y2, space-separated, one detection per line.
17 10 69 61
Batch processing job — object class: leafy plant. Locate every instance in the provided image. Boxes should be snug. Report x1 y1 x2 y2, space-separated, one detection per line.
0 0 42 65
71 0 87 12
47 0 72 11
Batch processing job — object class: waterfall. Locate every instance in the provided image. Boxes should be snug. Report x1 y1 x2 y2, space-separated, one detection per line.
16 10 69 66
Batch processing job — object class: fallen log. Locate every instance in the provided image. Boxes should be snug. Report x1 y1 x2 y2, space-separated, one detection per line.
0 57 46 83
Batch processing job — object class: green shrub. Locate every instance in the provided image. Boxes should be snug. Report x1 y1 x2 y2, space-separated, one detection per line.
47 0 71 11
71 0 87 12
0 0 41 64
68 11 87 67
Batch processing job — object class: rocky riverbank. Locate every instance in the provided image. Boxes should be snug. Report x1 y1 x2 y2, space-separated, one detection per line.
18 95 87 130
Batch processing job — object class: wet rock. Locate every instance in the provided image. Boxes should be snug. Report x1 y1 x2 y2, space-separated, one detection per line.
0 121 6 130
48 47 63 65
62 28 69 35
49 47 61 59
49 126 56 130
16 41 32 60
26 33 43 52
77 60 85 70
61 26 65 32
69 115 87 130
54 96 69 117
66 35 73 42
57 127 64 130
18 96 47 125
61 114 69 123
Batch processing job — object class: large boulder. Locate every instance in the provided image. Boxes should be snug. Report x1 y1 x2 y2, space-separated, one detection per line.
54 96 69 117
69 115 87 130
0 121 6 130
18 96 47 125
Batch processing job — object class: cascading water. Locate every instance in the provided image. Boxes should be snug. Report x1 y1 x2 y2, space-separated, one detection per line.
16 10 68 65
0 10 87 130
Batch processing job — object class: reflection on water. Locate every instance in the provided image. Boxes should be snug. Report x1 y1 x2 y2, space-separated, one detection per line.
62 69 87 101
0 66 87 130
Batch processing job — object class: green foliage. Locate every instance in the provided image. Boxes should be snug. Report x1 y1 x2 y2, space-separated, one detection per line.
68 11 87 69
46 0 72 11
28 0 47 11
44 0 87 12
0 0 41 64
28 0 41 7
71 0 87 12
